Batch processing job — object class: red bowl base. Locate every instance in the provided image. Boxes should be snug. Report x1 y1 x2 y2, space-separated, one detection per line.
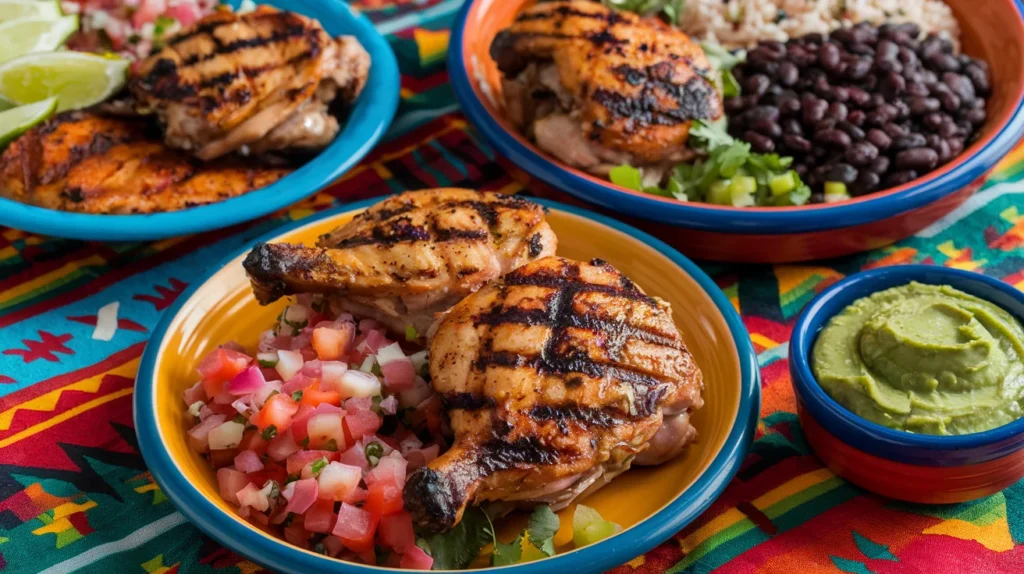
798 407 1024 504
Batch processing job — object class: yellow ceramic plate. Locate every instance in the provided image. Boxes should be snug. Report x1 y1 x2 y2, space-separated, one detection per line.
134 198 760 573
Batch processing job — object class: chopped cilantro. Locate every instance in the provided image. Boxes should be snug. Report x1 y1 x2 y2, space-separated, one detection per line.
260 425 277 441
423 507 494 569
365 441 384 465
284 473 300 484
526 505 560 556
324 439 338 452
233 414 247 425
291 390 303 402
492 533 523 566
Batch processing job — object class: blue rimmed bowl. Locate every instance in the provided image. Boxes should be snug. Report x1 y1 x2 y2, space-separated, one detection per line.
134 196 761 573
0 0 399 241
449 0 1024 263
790 265 1024 503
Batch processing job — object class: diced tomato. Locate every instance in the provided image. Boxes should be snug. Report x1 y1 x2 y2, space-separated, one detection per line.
378 511 416 553
304 499 337 533
364 329 389 353
286 450 336 476
289 404 315 444
281 373 317 396
251 394 299 432
401 545 434 570
266 429 302 462
132 0 166 28
246 461 288 487
300 383 342 408
239 429 270 456
209 448 239 469
364 480 404 517
165 2 203 27
333 503 379 552
367 453 408 488
197 348 252 398
381 358 417 391
337 442 369 471
283 521 311 548
343 408 381 441
312 322 355 361
217 468 249 505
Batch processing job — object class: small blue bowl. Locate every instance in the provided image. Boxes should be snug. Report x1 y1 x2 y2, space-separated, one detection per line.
790 265 1024 503
0 0 399 241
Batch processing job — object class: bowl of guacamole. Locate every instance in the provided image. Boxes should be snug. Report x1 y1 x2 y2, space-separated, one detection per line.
789 265 1024 473
812 282 1024 436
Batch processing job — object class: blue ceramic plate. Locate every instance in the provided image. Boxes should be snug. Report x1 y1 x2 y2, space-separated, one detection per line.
0 0 399 241
135 197 760 573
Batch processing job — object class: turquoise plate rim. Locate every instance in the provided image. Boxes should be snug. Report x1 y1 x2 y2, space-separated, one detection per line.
134 196 761 573
0 0 400 241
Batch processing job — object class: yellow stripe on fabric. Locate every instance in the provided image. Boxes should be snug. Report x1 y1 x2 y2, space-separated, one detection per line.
0 358 139 431
750 333 780 350
0 388 133 449
0 246 17 260
678 468 837 552
0 254 106 305
763 475 843 518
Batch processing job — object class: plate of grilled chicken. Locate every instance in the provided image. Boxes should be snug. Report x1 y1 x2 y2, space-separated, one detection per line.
0 1 399 241
135 189 759 572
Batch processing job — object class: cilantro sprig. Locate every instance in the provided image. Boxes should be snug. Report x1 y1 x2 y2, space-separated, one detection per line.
421 505 561 569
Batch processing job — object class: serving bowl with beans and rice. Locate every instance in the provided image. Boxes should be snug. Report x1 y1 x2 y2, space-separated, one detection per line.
450 0 1024 262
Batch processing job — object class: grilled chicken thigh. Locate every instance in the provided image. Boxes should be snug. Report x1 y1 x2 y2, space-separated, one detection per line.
404 256 704 532
491 1 722 181
243 189 557 336
131 6 370 161
0 111 289 214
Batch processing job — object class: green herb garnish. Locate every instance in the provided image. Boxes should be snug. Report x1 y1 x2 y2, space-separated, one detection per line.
365 441 384 466
310 457 328 476
260 425 278 441
324 439 338 452
405 325 419 341
291 390 303 402
422 507 494 569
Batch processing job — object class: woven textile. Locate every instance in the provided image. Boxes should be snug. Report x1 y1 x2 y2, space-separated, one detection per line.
0 2 1022 572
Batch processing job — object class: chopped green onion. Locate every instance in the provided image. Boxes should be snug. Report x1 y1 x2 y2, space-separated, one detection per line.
405 325 419 341
365 441 384 466
310 457 328 476
260 425 278 441
291 390 303 402
233 414 247 425
301 436 310 448
257 352 279 368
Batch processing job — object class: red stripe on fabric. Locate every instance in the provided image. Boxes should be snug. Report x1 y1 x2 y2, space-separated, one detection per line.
0 243 120 292
0 342 144 410
0 227 236 329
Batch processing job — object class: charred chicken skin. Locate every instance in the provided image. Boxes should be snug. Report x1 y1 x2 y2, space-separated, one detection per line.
242 189 557 336
490 0 722 182
404 256 704 532
0 111 290 214
131 6 370 161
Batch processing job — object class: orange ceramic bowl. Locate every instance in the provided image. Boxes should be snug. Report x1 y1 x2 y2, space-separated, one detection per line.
135 198 761 573
449 0 1024 263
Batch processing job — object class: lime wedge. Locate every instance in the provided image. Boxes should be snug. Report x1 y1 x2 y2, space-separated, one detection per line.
0 97 56 148
0 52 129 112
0 0 62 23
0 15 79 66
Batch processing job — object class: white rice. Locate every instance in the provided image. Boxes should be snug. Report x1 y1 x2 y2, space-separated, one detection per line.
676 0 960 50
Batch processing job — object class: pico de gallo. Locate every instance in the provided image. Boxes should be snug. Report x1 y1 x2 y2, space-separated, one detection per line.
183 295 441 569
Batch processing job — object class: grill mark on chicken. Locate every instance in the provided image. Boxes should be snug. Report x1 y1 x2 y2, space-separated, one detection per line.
595 70 718 127
503 269 656 305
528 233 545 257
479 436 563 473
441 392 497 411
515 5 624 24
530 404 625 428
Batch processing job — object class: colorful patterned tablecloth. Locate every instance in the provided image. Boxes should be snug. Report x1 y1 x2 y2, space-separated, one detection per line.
1 1 1023 572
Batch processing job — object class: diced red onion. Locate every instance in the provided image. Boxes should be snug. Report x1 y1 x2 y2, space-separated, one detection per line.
234 450 264 473
217 468 249 505
267 429 302 462
379 395 398 415
183 381 205 406
227 365 266 395
283 478 319 514
381 359 416 391
337 370 381 399
187 414 226 452
275 349 305 380
236 482 269 512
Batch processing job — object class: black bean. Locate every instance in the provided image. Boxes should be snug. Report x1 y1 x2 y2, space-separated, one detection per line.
761 40 787 56
778 62 799 86
909 96 941 115
831 86 851 102
948 137 964 156
848 109 867 126
925 133 942 149
938 119 960 138
869 156 891 174
881 71 907 98
742 94 762 108
724 97 747 114
837 120 865 139
964 64 991 95
876 39 899 62
892 133 928 150
845 141 879 166
883 123 910 138
748 47 782 66
866 128 892 150
893 100 911 120
827 102 849 121
845 57 873 80
809 192 826 204
927 52 960 72
819 43 842 71
935 139 953 163
895 147 939 170
779 96 801 116
815 129 852 148
906 80 930 97
751 118 783 138
744 74 772 98
853 171 881 195
898 46 919 67
886 170 920 186
920 36 944 59
827 163 859 184
803 99 829 124
815 118 838 133
942 72 976 102
745 106 781 122
923 112 945 130
846 87 871 107
814 76 832 98
964 108 987 126
939 91 961 113
781 117 803 135
876 59 904 75
783 134 812 153
743 130 776 153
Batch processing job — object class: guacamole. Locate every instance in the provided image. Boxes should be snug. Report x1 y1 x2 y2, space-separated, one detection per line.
812 282 1024 435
